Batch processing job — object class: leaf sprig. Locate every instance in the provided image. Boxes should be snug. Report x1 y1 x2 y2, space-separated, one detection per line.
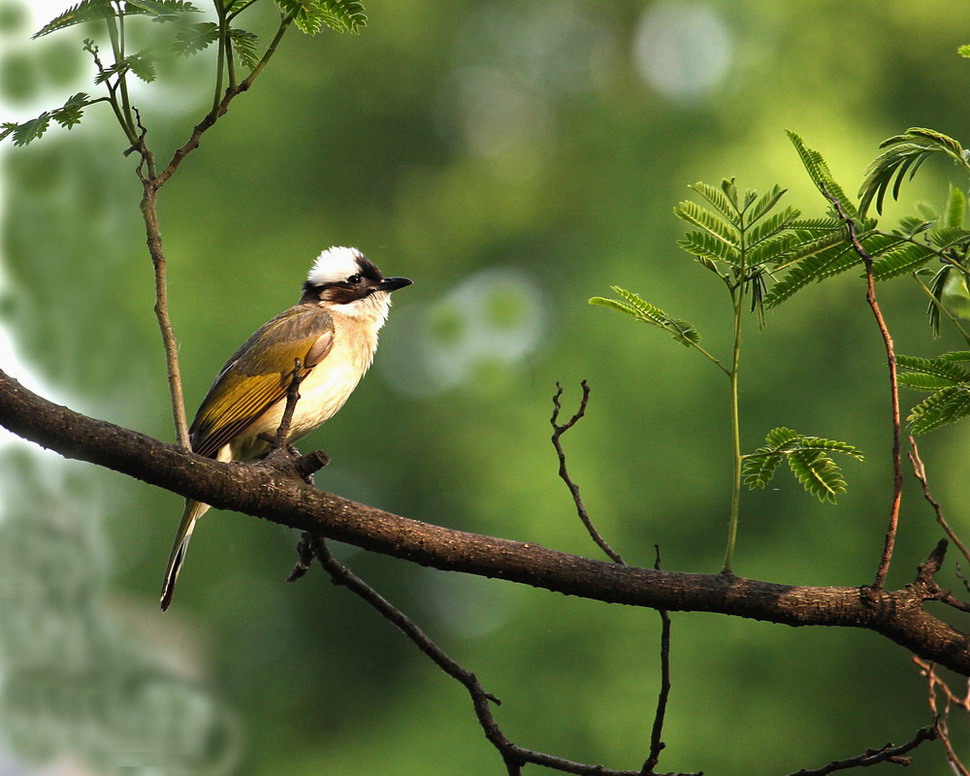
742 427 865 503
899 352 970 433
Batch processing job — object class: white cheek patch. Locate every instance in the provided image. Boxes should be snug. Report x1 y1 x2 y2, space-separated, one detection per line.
307 246 363 286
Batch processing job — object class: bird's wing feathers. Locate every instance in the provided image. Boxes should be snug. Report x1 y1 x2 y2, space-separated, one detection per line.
190 305 335 458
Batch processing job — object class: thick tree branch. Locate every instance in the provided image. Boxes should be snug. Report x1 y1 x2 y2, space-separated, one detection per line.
2 367 970 675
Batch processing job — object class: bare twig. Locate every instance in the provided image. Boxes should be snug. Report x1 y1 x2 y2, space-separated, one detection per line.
913 657 970 776
551 381 625 564
822 187 902 591
641 546 672 776
291 533 695 776
784 725 936 776
909 437 970 565
127 12 297 449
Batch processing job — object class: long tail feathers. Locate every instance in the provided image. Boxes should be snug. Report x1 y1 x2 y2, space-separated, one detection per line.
160 499 210 611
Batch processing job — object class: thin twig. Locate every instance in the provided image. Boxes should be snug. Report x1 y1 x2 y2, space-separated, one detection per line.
551 381 625 564
822 187 902 591
909 436 970 565
784 725 936 776
292 534 693 776
913 657 970 776
641 546 671 776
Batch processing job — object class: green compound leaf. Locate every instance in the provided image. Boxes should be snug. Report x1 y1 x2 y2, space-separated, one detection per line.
743 427 863 503
172 21 219 57
229 28 260 69
858 128 970 216
788 130 858 217
1 93 92 146
908 385 970 434
589 286 700 346
276 0 367 35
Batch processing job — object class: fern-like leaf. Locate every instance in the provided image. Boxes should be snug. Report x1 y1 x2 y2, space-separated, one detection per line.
870 241 937 281
787 130 858 217
674 200 739 250
687 180 738 221
34 0 113 38
897 353 970 386
787 449 847 503
743 427 862 501
677 230 740 266
745 185 788 227
172 21 219 56
858 128 970 216
125 0 199 19
229 28 260 69
745 206 800 249
589 287 700 346
276 0 367 35
908 385 970 434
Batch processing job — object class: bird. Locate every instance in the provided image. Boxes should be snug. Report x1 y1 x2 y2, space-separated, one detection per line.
160 246 412 610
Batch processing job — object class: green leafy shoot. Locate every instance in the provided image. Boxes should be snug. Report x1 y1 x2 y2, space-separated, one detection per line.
172 21 219 57
229 28 261 69
589 287 700 347
742 427 864 503
275 0 367 35
0 93 93 146
787 130 858 217
899 352 970 433
858 128 970 216
34 0 199 38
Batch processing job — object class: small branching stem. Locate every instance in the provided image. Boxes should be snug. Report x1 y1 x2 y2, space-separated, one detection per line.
909 437 970 565
550 381 625 564
822 187 902 591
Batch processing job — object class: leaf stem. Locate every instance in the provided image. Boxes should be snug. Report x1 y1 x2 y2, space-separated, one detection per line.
911 274 970 345
722 287 744 574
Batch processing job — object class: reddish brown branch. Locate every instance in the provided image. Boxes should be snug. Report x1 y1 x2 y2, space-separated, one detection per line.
3 367 970 675
551 381 625 564
822 188 902 591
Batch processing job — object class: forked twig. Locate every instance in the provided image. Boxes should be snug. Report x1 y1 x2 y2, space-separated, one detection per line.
783 724 936 776
909 436 970 565
289 533 696 776
551 381 625 564
822 187 902 591
913 656 970 775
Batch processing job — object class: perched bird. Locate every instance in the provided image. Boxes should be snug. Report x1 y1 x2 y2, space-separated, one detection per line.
160 246 412 610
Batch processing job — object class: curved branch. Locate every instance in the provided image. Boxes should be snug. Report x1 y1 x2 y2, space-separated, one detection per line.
1 366 969 675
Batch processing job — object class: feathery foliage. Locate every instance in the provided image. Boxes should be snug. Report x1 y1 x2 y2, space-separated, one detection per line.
858 128 970 216
742 428 864 503
899 352 970 433
34 0 198 38
275 0 367 35
589 287 700 346
0 93 92 146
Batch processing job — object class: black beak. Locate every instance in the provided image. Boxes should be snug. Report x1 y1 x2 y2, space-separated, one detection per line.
377 276 413 292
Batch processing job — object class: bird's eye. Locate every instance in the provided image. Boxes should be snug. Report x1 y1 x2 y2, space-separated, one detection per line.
347 274 362 285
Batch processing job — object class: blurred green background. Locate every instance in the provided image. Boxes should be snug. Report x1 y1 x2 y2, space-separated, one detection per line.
1 1 969 773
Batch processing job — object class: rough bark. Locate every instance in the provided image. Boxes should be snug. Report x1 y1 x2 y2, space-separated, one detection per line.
1 366 967 674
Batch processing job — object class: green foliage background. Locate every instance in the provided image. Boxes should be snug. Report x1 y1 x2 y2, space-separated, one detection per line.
1 1 969 773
